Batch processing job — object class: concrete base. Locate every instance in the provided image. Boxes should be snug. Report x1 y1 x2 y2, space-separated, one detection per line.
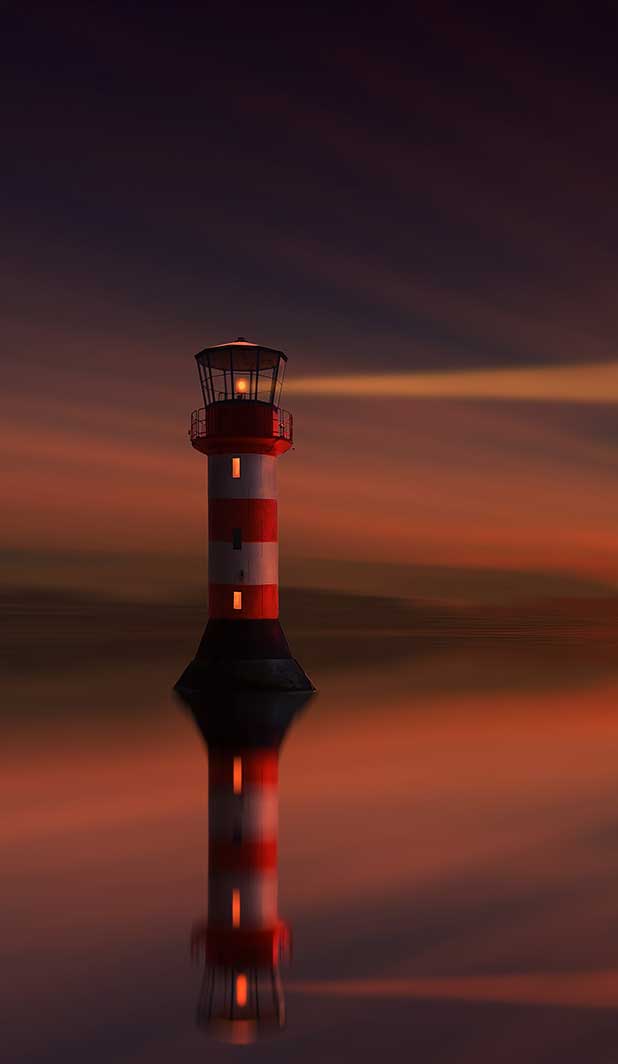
174 617 315 699
175 654 314 695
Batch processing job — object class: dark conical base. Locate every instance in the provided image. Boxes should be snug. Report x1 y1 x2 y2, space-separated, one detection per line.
176 685 314 748
174 618 315 702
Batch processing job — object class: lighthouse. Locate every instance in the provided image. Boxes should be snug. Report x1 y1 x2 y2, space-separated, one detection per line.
176 338 313 696
185 689 311 1043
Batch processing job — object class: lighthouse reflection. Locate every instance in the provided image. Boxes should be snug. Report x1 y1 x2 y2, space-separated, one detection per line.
177 688 313 1044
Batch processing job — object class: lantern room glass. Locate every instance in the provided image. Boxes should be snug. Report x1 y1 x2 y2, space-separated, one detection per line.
196 344 287 407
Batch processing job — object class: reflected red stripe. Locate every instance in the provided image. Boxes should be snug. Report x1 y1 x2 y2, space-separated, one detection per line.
209 840 278 870
209 751 279 787
195 925 285 967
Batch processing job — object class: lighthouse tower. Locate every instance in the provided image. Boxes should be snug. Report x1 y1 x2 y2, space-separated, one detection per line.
175 339 313 696
186 690 310 1043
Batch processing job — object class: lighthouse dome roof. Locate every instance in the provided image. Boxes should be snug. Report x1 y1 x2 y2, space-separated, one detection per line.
196 338 286 371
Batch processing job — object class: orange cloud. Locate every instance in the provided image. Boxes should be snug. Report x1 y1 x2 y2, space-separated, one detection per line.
3 380 617 588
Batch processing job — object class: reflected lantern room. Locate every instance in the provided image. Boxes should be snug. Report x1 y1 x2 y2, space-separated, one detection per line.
196 339 287 407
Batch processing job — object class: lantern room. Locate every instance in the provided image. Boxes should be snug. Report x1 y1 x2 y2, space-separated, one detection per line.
195 338 287 407
191 922 291 1043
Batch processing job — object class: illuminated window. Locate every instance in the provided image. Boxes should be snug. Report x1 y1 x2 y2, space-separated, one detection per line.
233 590 242 610
232 527 242 550
232 888 240 927
233 756 243 794
235 973 248 1007
231 457 241 479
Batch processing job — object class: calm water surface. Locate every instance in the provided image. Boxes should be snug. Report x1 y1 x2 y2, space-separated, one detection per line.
4 615 618 1062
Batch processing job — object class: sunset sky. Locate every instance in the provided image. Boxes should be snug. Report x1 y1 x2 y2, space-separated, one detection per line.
3 4 617 602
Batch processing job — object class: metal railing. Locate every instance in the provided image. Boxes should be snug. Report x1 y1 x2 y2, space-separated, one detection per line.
189 405 292 442
190 407 207 439
274 407 292 441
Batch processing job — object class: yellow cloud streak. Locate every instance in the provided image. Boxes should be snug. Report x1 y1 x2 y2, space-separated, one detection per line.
287 361 618 402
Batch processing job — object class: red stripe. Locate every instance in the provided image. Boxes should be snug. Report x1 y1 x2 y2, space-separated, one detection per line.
209 840 278 871
193 436 292 457
209 499 277 542
209 583 278 619
209 751 279 787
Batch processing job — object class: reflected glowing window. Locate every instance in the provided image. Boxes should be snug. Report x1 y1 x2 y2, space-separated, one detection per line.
233 591 242 611
231 457 241 479
232 888 240 927
233 757 243 794
235 973 248 1007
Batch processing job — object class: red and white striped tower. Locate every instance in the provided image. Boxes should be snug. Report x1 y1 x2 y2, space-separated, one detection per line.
176 338 313 695
191 744 290 1042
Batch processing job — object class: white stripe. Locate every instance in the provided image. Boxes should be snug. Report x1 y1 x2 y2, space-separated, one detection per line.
208 541 278 586
208 453 277 499
208 872 278 927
